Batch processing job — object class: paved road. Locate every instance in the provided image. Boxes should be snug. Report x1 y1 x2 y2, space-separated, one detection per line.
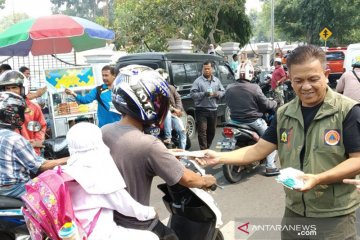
150 127 286 240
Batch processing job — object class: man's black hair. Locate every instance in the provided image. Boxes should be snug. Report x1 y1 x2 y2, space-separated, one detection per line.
19 66 30 73
102 65 115 76
203 60 214 67
0 64 12 72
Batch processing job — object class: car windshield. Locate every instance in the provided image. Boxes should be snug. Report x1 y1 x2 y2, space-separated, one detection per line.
326 52 345 61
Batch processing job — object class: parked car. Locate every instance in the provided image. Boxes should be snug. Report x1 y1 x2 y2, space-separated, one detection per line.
326 47 347 88
115 52 235 139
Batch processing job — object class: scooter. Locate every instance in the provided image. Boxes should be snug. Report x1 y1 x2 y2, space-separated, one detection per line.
217 123 265 183
25 120 69 160
43 115 94 159
158 157 224 240
0 196 30 240
43 136 69 159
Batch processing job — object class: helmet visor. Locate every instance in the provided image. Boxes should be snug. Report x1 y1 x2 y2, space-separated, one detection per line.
153 92 169 126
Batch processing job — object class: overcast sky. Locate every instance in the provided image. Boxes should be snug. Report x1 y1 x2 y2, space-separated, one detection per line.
0 0 262 18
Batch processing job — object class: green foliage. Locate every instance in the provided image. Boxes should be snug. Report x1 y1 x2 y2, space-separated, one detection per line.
250 0 360 46
50 0 115 25
0 13 29 32
0 0 5 9
275 0 360 46
113 0 252 52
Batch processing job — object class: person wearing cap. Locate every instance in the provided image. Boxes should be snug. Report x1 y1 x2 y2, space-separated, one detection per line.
271 58 287 106
336 56 360 102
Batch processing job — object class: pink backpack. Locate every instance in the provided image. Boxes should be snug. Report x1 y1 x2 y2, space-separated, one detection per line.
21 167 100 240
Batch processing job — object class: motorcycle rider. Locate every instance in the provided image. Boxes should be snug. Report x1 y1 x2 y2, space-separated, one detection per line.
0 92 67 198
0 70 47 155
157 69 187 149
225 61 279 176
102 65 216 240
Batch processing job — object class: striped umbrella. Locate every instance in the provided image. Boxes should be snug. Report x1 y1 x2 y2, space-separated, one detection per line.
0 14 115 56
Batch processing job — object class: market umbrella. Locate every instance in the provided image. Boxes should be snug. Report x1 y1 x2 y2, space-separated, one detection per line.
0 14 115 56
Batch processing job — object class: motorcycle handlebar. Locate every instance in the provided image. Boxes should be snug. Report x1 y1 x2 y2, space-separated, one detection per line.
210 184 217 191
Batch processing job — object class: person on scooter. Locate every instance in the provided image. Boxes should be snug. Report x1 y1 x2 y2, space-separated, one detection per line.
157 69 187 149
62 122 159 240
0 70 47 155
102 65 216 240
198 45 360 239
0 92 67 198
225 61 279 176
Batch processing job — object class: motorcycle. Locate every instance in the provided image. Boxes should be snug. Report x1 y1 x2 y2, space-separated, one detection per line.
43 116 94 159
217 123 265 183
253 70 296 104
158 156 224 240
282 80 296 103
0 196 30 240
43 136 69 159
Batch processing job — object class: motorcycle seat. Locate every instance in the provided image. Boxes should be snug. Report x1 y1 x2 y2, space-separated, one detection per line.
0 195 23 208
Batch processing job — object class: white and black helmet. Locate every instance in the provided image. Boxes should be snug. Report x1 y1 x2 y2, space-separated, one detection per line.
352 56 360 68
112 65 170 125
236 62 254 81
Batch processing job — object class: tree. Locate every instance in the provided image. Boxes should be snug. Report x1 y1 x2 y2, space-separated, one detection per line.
50 0 114 24
0 0 5 9
113 0 252 52
275 0 360 46
0 13 29 32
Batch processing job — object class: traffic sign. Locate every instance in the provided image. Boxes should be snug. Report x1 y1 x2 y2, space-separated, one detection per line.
319 27 332 41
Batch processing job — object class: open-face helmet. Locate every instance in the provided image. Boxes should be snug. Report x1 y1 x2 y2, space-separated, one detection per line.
0 70 26 96
236 62 254 81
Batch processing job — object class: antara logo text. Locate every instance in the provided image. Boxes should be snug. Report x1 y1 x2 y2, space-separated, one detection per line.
237 222 317 237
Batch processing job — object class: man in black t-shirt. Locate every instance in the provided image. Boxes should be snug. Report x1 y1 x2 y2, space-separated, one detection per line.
198 45 360 239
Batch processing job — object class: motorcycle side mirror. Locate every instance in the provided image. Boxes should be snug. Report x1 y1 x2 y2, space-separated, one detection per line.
27 121 42 132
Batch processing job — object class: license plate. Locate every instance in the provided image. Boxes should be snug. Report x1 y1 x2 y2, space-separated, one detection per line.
216 138 236 150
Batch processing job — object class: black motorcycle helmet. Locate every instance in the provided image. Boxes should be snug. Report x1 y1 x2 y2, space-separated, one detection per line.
0 91 26 130
112 65 170 126
0 70 26 96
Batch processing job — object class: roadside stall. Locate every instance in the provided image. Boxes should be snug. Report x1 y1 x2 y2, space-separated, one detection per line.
45 66 98 137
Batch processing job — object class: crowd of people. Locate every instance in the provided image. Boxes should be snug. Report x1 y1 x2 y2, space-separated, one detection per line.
1 44 360 239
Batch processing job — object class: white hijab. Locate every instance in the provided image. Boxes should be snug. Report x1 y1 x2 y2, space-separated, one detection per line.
63 122 125 194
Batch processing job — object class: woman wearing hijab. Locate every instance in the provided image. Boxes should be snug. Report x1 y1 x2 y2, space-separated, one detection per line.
63 122 159 240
